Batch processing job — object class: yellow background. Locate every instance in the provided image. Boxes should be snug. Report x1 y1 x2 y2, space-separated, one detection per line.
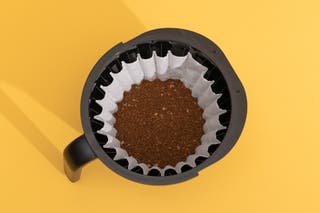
0 0 319 212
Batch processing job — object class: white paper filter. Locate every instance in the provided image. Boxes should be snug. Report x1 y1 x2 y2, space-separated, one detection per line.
94 51 227 176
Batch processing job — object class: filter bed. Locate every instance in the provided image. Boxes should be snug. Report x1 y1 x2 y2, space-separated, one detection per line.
90 46 231 176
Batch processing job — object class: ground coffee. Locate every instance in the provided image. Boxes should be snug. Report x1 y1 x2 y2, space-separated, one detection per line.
114 79 204 168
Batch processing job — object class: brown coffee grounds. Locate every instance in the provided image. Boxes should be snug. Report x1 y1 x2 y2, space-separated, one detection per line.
114 79 204 168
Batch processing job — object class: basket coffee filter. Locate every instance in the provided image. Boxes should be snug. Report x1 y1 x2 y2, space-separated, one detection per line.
89 42 231 176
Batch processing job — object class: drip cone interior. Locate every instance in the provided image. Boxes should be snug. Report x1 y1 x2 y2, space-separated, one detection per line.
88 41 231 177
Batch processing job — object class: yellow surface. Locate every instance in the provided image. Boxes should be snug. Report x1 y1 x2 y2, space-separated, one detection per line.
0 0 319 212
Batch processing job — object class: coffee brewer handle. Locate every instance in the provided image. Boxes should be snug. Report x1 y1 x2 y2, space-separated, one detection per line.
63 135 97 182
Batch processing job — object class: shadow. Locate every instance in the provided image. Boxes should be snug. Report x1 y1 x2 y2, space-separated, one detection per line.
0 1 145 175
0 88 63 173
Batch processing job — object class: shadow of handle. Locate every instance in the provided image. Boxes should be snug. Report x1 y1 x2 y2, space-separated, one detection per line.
64 135 97 182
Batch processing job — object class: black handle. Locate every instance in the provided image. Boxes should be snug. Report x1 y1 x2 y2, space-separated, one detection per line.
63 135 97 182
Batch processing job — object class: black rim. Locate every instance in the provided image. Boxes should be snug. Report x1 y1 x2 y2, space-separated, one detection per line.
80 28 247 185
